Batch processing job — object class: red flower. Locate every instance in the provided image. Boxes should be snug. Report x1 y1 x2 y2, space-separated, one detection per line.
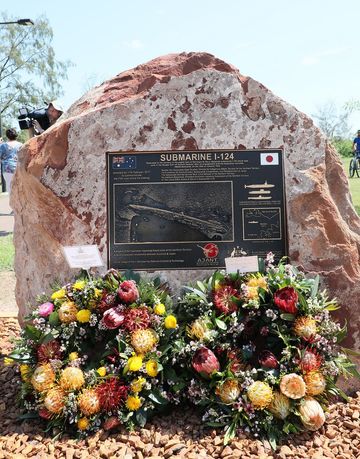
227 350 244 373
123 307 151 332
103 416 121 431
213 286 239 315
102 306 125 329
37 340 62 363
98 291 116 314
118 280 139 304
39 407 52 420
258 350 279 369
274 287 298 314
192 347 220 378
299 348 322 373
96 378 128 411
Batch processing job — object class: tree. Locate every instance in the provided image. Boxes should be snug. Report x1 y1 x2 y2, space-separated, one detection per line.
0 13 72 136
312 101 353 139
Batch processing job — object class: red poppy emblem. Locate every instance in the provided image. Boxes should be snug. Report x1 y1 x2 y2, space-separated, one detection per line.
202 243 219 258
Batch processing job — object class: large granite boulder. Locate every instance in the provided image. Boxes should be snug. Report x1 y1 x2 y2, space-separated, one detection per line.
11 52 360 356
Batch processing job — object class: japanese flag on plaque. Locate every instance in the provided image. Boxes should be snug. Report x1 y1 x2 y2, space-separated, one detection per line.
260 152 279 165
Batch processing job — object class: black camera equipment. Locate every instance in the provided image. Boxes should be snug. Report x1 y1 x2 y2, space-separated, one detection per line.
18 107 50 131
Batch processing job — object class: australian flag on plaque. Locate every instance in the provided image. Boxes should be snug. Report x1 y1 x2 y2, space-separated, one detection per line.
112 155 137 170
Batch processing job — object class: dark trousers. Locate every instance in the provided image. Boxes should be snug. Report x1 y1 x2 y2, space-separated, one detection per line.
1 162 6 192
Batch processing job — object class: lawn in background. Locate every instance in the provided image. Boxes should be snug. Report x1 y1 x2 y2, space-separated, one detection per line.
0 234 14 271
342 156 360 215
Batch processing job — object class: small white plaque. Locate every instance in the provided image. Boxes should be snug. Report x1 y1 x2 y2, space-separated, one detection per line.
225 255 259 274
62 245 104 270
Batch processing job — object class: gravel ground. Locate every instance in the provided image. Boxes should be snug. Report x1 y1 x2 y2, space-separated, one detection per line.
1 318 360 459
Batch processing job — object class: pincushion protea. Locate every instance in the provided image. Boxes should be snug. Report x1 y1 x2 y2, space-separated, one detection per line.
187 318 211 341
96 378 128 411
31 364 56 392
304 371 326 396
58 301 78 323
269 391 290 419
247 381 273 409
192 347 220 378
78 388 101 416
44 387 66 414
130 329 158 354
124 307 151 332
60 367 85 391
216 379 241 404
299 348 322 373
299 397 325 431
37 340 62 363
294 316 317 340
213 285 239 315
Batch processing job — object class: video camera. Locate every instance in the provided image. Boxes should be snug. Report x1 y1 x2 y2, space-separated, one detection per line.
18 106 50 131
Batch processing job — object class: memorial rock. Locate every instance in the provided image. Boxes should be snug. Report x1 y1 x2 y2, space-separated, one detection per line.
11 52 360 354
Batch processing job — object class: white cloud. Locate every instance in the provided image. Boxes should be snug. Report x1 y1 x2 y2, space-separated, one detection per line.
123 39 144 50
301 46 351 66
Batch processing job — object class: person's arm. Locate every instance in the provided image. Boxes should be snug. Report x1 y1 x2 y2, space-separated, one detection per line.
353 139 356 153
32 119 44 135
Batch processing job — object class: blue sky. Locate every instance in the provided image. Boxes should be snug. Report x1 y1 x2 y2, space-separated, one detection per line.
6 0 360 132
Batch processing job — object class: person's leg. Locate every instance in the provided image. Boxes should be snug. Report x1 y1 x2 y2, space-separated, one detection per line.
3 172 13 195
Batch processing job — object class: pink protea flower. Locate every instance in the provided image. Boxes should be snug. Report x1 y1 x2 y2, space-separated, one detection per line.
38 302 54 317
102 306 126 329
192 347 220 378
98 291 117 314
103 416 121 431
213 285 239 315
274 287 298 314
117 280 139 304
258 350 279 369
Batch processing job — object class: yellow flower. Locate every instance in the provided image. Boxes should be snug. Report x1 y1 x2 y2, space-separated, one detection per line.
77 417 89 430
247 286 259 300
187 318 211 341
280 373 306 399
247 276 267 290
126 395 142 411
97 367 107 377
20 364 31 382
31 364 56 392
73 280 86 291
146 360 158 378
44 387 66 414
164 315 177 329
94 288 102 298
76 309 91 323
247 381 273 409
293 316 317 340
51 289 66 300
216 379 241 404
58 301 78 323
3 357 14 366
69 352 79 361
128 355 143 372
60 367 85 391
269 391 291 419
304 371 326 396
131 329 158 354
299 397 326 431
131 377 146 393
154 303 166 315
78 389 101 416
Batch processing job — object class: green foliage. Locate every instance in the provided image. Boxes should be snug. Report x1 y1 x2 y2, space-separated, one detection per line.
0 233 14 270
332 138 353 157
0 12 72 135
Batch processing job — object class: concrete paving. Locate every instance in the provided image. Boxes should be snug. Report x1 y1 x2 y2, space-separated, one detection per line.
0 192 14 236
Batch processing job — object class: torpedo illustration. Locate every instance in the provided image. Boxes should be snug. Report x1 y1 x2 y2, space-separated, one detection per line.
245 181 275 189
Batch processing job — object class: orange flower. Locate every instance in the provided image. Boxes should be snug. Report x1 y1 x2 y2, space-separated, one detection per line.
304 371 326 396
280 373 306 399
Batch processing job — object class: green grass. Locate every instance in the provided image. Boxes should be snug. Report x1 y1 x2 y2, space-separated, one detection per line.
342 157 360 215
0 234 15 271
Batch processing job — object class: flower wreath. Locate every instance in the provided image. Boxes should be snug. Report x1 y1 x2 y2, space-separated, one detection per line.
8 270 179 435
173 255 359 445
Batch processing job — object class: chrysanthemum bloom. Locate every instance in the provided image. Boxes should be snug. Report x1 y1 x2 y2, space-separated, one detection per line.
187 318 211 341
130 377 146 393
192 347 220 378
118 280 139 304
294 316 317 340
269 391 290 419
280 373 306 399
58 301 78 323
213 285 239 315
299 348 322 373
103 306 125 329
76 309 91 323
273 286 298 314
128 355 143 372
68 352 79 361
247 381 273 409
51 289 66 300
44 387 66 413
20 364 31 382
38 302 54 317
78 388 101 416
216 379 241 404
31 364 56 392
131 329 158 354
145 360 158 377
123 307 151 332
299 397 326 431
60 367 85 391
126 395 142 411
97 367 107 377
103 416 121 431
258 350 279 369
164 315 177 329
153 303 166 315
304 371 326 396
77 417 89 430
96 378 128 411
73 280 86 291
37 340 63 363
